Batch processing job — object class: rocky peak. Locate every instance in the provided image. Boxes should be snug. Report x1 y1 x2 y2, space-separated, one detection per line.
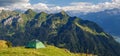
24 9 36 14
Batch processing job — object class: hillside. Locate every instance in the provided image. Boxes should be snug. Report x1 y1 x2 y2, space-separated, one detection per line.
0 45 90 56
80 8 120 39
0 9 120 56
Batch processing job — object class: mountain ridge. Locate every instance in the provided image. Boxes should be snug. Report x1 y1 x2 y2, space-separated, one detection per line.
0 9 120 56
79 8 120 39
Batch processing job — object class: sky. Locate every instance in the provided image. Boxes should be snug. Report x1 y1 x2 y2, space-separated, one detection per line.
0 0 120 13
30 0 112 6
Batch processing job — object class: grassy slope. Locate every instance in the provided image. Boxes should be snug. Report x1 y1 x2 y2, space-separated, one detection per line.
0 45 90 56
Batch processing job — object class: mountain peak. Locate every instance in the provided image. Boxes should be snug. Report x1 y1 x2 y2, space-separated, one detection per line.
24 9 36 14
0 10 120 56
57 10 68 17
60 10 66 15
40 11 47 15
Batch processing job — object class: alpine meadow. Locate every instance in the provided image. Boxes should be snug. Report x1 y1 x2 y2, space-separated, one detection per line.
0 0 120 56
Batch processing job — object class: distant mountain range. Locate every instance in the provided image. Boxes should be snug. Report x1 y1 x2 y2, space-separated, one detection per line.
0 9 120 56
79 8 120 39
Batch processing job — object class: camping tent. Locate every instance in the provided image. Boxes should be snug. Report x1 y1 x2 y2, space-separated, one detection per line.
25 39 45 49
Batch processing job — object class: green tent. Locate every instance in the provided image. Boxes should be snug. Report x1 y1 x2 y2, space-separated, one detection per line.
25 39 45 49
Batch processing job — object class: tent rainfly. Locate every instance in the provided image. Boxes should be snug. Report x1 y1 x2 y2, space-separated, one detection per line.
25 39 45 49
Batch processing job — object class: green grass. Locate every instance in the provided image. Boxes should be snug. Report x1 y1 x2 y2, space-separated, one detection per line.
0 45 87 56
0 40 95 56
75 22 108 37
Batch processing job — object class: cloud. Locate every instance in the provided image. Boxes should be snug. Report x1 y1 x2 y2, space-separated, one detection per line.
0 0 62 13
112 0 120 3
62 0 120 13
0 0 29 6
0 0 120 14
0 0 30 11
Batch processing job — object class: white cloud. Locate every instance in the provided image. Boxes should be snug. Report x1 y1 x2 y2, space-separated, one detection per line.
112 0 120 3
32 3 49 12
0 0 30 11
61 0 120 13
0 0 62 13
0 0 29 6
0 0 120 14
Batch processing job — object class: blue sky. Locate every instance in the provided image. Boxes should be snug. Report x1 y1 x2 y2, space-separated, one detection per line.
29 0 112 6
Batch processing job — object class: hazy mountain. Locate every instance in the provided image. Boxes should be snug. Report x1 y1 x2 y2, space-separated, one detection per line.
0 9 120 56
79 8 120 39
